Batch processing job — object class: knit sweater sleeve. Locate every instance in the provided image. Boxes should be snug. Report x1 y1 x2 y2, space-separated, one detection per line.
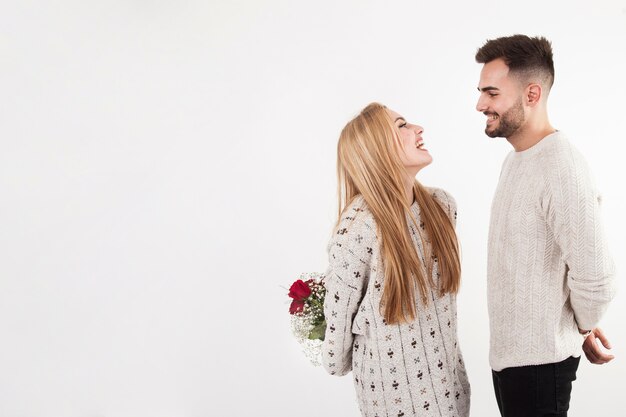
542 147 616 330
321 200 374 376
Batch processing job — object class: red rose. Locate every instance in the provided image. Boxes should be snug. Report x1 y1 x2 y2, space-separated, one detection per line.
289 299 305 314
288 279 312 301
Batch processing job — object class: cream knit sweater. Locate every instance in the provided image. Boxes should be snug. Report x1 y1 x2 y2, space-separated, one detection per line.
488 131 616 371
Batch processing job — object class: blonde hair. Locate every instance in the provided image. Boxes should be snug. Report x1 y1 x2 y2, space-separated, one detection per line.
336 103 461 325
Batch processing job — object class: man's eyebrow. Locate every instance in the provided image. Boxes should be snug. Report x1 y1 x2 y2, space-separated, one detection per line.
394 117 406 123
478 86 499 92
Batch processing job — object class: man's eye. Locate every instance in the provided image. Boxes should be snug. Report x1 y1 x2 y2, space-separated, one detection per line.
489 93 498 97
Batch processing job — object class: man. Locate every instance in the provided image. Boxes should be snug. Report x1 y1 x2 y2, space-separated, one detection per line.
475 35 616 417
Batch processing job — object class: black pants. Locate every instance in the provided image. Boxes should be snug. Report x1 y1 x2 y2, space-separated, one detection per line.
492 356 580 417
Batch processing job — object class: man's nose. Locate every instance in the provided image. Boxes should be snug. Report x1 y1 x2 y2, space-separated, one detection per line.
476 96 487 112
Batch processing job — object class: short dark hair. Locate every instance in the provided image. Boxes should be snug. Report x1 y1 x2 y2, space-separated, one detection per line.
475 34 554 89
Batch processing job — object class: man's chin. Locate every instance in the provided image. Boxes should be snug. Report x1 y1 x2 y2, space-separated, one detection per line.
485 128 501 138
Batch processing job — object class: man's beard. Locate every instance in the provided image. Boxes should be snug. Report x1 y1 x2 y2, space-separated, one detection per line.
485 97 525 138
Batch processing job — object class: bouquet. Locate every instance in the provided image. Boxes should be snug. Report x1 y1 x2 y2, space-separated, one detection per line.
287 272 326 366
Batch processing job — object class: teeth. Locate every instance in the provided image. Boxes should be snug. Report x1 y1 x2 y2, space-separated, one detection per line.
416 141 424 149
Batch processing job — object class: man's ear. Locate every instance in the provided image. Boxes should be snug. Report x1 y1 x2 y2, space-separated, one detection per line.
526 84 542 106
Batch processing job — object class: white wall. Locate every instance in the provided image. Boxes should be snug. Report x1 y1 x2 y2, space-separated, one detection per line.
1 1 624 416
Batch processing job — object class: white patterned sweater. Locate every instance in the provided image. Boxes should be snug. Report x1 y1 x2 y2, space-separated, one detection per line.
488 131 616 371
322 189 470 417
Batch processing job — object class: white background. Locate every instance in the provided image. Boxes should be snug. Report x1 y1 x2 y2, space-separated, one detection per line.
1 1 625 416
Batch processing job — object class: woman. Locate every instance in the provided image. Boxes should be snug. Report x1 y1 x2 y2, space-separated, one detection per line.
322 103 470 417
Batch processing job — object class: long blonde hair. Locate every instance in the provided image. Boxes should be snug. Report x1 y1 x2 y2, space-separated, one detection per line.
336 103 460 325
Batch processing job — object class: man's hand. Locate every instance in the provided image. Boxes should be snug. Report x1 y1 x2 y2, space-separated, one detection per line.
582 327 615 365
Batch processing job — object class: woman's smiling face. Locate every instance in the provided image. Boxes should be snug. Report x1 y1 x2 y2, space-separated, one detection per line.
386 108 432 174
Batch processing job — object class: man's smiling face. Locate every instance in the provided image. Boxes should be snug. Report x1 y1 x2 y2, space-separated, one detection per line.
476 58 526 139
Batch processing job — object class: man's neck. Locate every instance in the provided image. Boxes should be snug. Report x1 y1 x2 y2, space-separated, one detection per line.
507 119 556 152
